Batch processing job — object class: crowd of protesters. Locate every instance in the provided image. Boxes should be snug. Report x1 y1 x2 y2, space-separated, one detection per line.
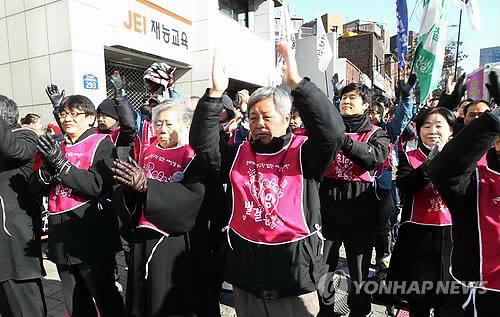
0 41 498 317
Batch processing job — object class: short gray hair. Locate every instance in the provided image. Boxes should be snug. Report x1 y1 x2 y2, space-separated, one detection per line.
0 95 19 128
247 86 292 117
151 99 188 140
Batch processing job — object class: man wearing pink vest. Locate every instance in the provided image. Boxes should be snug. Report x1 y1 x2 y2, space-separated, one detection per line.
29 95 124 316
319 83 390 316
0 95 46 317
190 43 345 316
429 107 500 316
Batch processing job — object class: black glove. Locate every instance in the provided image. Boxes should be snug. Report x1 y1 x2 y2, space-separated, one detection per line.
38 163 57 185
112 159 148 193
109 70 126 101
340 135 353 153
486 71 499 105
331 73 344 98
45 84 65 110
451 73 466 100
400 73 417 99
37 134 70 174
422 143 442 175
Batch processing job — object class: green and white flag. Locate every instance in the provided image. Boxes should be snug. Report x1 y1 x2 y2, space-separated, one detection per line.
413 0 448 104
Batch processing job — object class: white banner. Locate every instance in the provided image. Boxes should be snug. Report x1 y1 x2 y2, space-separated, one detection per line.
316 15 333 72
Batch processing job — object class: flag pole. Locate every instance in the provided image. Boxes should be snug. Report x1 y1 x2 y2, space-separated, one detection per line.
454 9 463 80
324 71 330 98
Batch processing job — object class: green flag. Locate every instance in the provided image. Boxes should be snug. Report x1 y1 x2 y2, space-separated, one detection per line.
413 0 448 104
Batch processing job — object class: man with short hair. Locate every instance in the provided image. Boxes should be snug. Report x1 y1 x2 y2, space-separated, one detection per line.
0 95 46 317
29 95 124 317
320 83 390 317
190 42 345 316
463 100 491 126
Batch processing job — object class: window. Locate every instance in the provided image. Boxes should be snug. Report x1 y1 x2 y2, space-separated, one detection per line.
219 0 251 28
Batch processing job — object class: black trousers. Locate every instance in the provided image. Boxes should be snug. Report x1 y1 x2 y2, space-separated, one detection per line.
0 278 46 317
321 225 376 317
126 230 194 317
57 255 124 317
375 188 395 267
433 289 500 317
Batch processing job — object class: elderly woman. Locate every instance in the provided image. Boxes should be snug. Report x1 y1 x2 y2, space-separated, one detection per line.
112 100 205 317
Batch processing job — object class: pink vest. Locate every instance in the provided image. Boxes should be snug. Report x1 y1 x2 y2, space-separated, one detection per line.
136 142 196 235
477 153 488 167
292 127 307 136
48 134 110 215
405 149 452 226
324 124 380 182
94 126 120 143
476 166 500 291
229 135 313 244
109 126 121 144
141 120 156 150
383 143 394 170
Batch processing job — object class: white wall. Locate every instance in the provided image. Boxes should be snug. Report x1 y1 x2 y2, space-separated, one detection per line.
0 0 74 124
176 0 276 98
295 32 337 98
0 0 279 123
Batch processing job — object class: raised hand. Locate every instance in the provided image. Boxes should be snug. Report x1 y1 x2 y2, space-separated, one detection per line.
112 159 148 193
331 73 344 98
210 50 229 98
450 73 466 99
109 70 126 100
45 84 65 110
276 41 302 90
400 73 417 99
427 142 442 161
224 111 243 133
485 71 499 104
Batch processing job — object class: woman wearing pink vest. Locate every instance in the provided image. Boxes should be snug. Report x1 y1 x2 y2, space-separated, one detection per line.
429 105 500 316
112 101 205 317
387 107 456 316
189 43 345 316
29 95 124 316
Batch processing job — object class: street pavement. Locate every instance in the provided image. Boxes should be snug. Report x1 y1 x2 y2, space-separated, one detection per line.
42 250 399 317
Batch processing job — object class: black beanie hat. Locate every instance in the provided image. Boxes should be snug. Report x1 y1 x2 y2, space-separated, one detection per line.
222 94 236 120
97 98 119 120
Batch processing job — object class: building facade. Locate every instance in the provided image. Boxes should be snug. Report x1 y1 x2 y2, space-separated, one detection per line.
479 46 500 66
0 0 280 121
338 32 385 89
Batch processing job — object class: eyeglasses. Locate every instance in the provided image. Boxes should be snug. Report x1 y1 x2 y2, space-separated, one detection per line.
58 111 86 119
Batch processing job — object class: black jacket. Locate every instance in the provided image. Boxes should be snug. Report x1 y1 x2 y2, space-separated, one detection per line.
320 114 390 228
29 128 121 265
387 144 452 287
189 79 345 298
0 121 44 282
429 108 500 286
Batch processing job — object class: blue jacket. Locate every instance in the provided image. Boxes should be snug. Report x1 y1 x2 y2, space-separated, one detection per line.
376 95 415 189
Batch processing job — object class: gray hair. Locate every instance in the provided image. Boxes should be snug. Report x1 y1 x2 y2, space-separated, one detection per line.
151 99 189 142
247 86 292 117
0 95 19 128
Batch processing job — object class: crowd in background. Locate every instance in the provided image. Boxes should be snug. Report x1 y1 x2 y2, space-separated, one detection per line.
0 41 499 317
